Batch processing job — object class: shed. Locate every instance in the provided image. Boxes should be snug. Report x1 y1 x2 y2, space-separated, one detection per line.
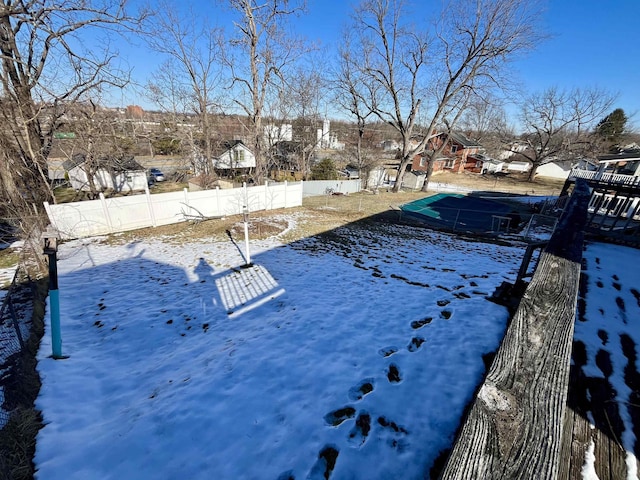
535 160 573 180
506 161 532 173
402 171 427 190
64 155 148 193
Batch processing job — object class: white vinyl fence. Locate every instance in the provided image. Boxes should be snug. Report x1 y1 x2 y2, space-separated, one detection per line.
45 181 303 240
302 179 362 197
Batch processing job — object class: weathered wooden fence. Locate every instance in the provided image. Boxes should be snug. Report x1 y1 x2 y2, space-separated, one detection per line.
44 181 303 240
439 180 590 479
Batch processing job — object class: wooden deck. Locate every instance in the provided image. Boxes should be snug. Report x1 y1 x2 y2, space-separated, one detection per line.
559 367 631 479
559 242 640 479
439 181 591 479
438 180 640 479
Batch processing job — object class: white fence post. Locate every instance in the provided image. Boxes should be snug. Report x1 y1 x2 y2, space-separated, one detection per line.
43 202 58 232
284 181 288 208
183 187 189 208
144 184 157 227
99 193 114 232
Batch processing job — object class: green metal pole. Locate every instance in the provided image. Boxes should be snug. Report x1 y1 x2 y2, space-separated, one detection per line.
48 252 63 358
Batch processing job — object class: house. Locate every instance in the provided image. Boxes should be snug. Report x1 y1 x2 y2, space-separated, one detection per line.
566 152 640 191
497 142 528 160
380 139 400 152
595 152 640 178
316 119 345 150
212 140 256 174
461 153 505 174
563 152 640 238
411 131 483 175
64 154 148 193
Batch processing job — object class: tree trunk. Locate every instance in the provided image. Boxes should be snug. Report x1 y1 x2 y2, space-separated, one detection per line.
392 159 410 193
422 158 435 192
527 163 538 182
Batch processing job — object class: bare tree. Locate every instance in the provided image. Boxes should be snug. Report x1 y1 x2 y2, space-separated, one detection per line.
144 3 224 175
0 0 145 239
221 0 309 184
510 86 615 180
456 94 510 159
459 95 506 142
57 101 134 199
283 64 328 179
343 0 543 192
146 59 190 126
333 31 378 186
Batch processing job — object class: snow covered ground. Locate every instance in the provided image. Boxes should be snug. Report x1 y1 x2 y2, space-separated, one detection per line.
574 242 640 479
34 216 527 479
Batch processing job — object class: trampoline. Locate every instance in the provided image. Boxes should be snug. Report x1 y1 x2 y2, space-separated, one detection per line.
400 193 516 232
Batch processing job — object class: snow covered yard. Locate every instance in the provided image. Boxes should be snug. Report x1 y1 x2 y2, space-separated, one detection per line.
34 215 526 479
572 242 640 478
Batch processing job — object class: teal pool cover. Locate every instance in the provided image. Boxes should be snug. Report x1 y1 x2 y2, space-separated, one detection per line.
400 193 515 232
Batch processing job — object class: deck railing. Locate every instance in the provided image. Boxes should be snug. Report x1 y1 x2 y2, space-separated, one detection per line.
588 192 640 219
439 180 590 479
569 168 640 186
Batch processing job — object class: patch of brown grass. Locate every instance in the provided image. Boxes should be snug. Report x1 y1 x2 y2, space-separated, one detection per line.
92 173 565 247
432 171 565 196
148 181 189 194
0 249 21 271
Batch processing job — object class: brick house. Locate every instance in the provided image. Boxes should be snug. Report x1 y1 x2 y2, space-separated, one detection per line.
411 131 483 175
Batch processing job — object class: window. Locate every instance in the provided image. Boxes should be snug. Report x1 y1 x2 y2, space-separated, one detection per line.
233 149 245 165
444 158 455 169
451 145 459 153
420 157 426 167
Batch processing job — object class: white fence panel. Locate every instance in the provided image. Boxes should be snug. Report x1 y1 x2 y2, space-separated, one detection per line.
45 181 303 239
103 194 154 231
148 190 188 226
44 197 112 239
302 179 361 197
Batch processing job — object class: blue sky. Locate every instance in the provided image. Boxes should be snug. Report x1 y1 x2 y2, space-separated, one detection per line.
118 0 640 128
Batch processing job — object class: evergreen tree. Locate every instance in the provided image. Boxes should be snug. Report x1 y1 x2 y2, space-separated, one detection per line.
596 108 627 143
311 159 339 180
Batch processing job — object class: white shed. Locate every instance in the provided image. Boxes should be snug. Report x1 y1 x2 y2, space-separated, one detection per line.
402 171 426 190
506 161 532 173
535 160 573 180
64 155 148 193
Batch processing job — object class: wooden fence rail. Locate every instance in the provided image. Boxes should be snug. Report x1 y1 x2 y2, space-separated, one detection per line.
439 179 590 479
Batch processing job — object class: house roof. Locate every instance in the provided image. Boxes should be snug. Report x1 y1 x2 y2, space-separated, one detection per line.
213 139 253 157
448 131 482 148
597 152 640 164
64 154 144 172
